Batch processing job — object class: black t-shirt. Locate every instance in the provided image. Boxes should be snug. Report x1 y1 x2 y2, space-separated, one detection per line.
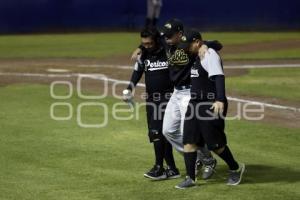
166 44 197 87
127 47 173 96
163 40 223 87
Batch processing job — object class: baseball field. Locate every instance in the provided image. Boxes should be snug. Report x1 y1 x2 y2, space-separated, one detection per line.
0 32 299 200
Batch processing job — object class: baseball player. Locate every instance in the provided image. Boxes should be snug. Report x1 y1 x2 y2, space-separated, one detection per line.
175 30 245 189
123 27 180 180
131 19 223 180
146 0 162 27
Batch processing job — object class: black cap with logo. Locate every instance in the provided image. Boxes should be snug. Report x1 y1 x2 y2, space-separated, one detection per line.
178 29 202 49
160 19 184 38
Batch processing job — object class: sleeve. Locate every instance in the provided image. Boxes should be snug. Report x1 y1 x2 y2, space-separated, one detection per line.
204 40 223 51
127 62 144 91
202 49 224 78
212 75 226 102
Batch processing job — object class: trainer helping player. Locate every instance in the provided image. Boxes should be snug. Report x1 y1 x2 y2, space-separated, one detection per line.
175 29 245 189
131 19 223 179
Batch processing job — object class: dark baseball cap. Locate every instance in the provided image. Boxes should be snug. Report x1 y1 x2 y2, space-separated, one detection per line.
178 29 202 49
160 19 184 38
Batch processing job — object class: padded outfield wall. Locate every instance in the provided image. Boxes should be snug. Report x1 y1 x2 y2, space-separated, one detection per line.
0 0 299 33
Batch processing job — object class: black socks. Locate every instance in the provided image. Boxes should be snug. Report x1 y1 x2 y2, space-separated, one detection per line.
153 138 176 169
164 140 176 169
153 139 164 167
184 151 197 181
217 146 239 170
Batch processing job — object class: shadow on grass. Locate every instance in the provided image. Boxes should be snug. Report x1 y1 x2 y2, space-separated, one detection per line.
203 164 300 185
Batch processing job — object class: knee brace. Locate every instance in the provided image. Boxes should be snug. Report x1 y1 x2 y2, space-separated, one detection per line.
148 129 163 143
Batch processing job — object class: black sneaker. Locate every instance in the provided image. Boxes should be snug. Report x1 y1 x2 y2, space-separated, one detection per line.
144 165 167 180
175 176 196 189
202 158 217 180
166 166 181 179
227 163 245 186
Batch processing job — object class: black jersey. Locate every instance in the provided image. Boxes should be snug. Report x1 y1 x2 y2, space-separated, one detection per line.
127 46 173 96
164 40 223 88
190 48 226 102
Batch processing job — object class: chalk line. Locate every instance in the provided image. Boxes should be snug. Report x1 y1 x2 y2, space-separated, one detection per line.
0 72 298 112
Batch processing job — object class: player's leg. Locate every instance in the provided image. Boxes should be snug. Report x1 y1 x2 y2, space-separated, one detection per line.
162 91 184 153
157 93 181 179
213 145 245 185
212 119 245 185
201 110 245 185
184 144 198 181
152 0 162 26
144 102 167 180
175 143 198 189
175 100 200 189
163 137 181 179
196 145 217 180
178 90 216 179
146 0 155 27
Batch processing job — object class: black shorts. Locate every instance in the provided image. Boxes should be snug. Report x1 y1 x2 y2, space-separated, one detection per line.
146 94 170 142
183 100 228 150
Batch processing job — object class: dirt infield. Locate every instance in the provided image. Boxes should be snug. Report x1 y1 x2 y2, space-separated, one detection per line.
0 57 299 129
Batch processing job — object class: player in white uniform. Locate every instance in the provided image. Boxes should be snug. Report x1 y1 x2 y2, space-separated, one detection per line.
174 29 245 189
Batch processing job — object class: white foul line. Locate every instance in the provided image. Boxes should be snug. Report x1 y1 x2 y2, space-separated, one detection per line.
0 72 298 112
47 68 70 73
77 63 300 70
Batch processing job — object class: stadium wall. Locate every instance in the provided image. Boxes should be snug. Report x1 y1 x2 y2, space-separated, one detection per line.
0 0 299 33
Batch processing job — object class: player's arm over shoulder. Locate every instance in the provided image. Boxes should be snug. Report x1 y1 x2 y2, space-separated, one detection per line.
204 49 227 102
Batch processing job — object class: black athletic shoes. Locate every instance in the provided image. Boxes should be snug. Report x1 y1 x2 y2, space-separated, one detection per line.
175 176 196 189
166 166 181 179
144 165 180 180
144 165 167 180
227 163 245 185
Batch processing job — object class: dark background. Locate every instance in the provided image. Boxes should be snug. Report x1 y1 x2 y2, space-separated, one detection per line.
0 0 299 33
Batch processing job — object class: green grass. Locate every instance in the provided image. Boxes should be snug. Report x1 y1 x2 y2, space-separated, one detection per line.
0 32 299 59
0 33 139 59
227 67 300 101
0 84 299 200
203 32 300 45
225 48 300 60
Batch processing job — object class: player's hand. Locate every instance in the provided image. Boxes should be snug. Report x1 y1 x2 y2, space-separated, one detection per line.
131 48 142 61
210 101 224 115
198 44 208 60
122 89 133 101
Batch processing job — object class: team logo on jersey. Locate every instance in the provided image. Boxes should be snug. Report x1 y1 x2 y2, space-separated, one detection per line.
144 60 168 71
191 68 199 77
181 36 187 42
168 49 189 66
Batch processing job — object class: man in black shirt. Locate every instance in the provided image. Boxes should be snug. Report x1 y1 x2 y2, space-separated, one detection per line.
161 19 223 180
175 30 245 189
123 27 180 180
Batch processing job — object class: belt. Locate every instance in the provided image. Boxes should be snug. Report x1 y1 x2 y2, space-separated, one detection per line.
175 85 191 90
